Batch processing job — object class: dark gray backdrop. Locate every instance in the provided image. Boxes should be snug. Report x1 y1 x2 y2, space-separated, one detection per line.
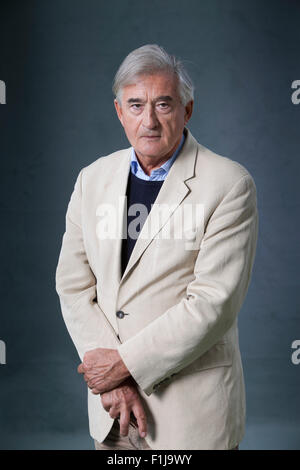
0 0 299 449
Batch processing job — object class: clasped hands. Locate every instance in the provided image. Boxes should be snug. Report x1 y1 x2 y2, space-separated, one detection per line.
77 348 147 438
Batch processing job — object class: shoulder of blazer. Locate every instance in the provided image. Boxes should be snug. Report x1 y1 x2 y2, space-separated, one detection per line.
80 147 131 183
194 141 256 195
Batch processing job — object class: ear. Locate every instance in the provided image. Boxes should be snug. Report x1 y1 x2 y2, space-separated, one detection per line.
184 100 194 125
114 99 124 127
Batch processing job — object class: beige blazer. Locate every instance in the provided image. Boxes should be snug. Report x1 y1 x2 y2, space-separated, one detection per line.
55 128 258 450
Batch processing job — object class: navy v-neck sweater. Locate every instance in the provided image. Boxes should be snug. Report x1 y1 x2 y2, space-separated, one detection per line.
121 171 164 277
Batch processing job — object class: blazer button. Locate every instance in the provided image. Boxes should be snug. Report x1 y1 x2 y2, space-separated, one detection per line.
116 310 125 319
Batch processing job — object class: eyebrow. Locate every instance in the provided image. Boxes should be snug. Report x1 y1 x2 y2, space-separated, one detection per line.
127 95 173 104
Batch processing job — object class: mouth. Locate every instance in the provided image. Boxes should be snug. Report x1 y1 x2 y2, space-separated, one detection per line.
141 135 161 139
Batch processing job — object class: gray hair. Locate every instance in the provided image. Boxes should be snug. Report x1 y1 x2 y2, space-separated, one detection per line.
112 44 194 106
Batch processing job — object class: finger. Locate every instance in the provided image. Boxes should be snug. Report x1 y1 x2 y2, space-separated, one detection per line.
87 376 99 388
83 360 93 368
77 363 85 374
118 408 130 437
91 388 100 394
132 404 147 438
88 381 98 390
101 393 112 412
87 379 105 393
109 407 120 420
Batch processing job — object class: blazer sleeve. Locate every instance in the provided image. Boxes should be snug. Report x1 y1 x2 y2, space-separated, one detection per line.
117 173 259 396
55 168 121 361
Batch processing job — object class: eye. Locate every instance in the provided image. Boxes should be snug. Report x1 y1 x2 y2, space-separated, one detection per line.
131 104 142 110
157 102 170 110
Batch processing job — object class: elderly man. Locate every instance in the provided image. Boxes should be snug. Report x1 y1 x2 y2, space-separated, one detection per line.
55 44 258 450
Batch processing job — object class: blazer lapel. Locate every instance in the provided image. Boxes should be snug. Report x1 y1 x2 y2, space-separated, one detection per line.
102 148 131 288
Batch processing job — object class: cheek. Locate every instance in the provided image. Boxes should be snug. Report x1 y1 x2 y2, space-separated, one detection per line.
124 120 139 138
173 112 185 127
163 119 181 138
161 119 173 132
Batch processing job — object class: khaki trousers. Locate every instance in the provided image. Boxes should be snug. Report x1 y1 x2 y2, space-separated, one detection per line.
94 418 239 450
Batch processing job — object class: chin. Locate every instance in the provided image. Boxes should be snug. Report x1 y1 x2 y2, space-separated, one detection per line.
139 143 165 157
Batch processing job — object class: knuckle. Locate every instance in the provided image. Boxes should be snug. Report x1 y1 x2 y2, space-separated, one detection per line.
101 399 110 411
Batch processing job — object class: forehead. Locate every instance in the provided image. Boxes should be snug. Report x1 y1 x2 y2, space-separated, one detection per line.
121 72 180 101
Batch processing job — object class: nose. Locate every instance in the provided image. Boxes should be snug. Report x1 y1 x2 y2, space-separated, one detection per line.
142 104 159 130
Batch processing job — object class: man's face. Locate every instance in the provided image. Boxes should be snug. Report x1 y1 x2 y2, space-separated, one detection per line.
114 72 193 161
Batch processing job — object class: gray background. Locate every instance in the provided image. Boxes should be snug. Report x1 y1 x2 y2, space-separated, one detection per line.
0 0 299 449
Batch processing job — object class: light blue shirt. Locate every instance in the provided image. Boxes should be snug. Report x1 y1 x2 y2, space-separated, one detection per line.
130 132 185 181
